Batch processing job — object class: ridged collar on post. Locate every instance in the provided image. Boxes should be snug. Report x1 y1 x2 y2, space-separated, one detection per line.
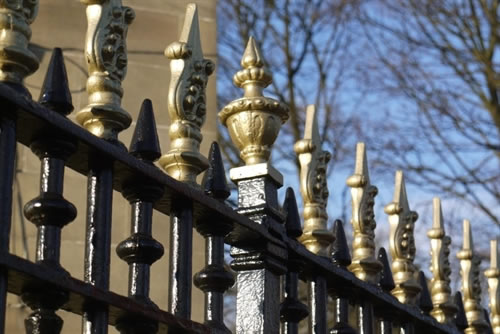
294 105 333 257
485 240 499 334
159 4 214 184
384 170 420 304
427 197 456 324
457 219 489 333
346 142 381 283
219 37 289 167
77 0 135 140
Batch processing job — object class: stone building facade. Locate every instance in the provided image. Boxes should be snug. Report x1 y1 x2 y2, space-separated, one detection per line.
6 1 217 332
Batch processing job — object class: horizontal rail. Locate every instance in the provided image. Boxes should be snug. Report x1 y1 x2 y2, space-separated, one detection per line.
0 82 458 333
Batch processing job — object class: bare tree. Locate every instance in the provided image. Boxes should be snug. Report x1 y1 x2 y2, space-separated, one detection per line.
356 0 500 227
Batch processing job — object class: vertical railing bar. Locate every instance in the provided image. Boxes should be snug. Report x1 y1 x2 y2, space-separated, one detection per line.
377 248 395 334
309 276 328 334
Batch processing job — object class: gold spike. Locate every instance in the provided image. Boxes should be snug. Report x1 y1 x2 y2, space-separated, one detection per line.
457 219 489 333
427 197 457 324
485 240 499 334
384 170 420 304
77 0 135 140
219 37 289 165
0 1 39 87
294 105 333 257
159 4 214 183
346 142 381 283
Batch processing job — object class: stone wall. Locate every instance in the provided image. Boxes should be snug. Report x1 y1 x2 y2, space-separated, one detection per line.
6 0 217 332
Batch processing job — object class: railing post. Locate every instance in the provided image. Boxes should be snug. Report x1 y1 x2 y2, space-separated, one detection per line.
485 240 499 334
220 36 289 333
294 105 333 334
78 1 135 333
0 1 39 333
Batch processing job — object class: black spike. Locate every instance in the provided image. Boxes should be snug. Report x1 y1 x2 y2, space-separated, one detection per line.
38 48 73 115
331 220 351 267
417 271 433 314
283 187 302 239
129 99 161 162
378 247 395 292
201 142 230 200
454 292 468 330
484 308 493 334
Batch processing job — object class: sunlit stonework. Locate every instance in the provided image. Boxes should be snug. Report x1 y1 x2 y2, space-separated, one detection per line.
427 198 456 324
384 171 420 304
0 0 39 86
458 219 489 334
159 4 214 183
294 105 333 257
485 240 499 334
346 142 381 283
219 37 289 165
77 0 135 140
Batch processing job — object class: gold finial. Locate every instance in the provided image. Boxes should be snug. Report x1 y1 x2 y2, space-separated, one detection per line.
384 170 420 304
219 36 289 165
457 219 489 333
427 197 457 324
485 240 499 334
346 142 381 283
294 105 333 257
159 4 214 183
77 0 135 140
0 1 39 87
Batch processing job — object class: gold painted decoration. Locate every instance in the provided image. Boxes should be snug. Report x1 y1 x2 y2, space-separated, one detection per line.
77 0 135 139
294 105 333 257
159 4 214 183
346 142 381 283
219 36 289 165
485 240 499 334
427 197 456 324
0 0 39 85
384 170 420 304
457 219 489 334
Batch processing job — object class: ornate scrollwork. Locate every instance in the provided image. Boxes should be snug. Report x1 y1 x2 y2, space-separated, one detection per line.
458 219 489 333
294 105 333 257
427 197 457 324
485 240 499 334
159 4 213 183
346 142 382 283
77 0 135 140
384 170 420 304
0 0 39 86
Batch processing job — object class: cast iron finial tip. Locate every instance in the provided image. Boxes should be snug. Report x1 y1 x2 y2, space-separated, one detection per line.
129 99 161 162
417 271 433 314
39 48 73 115
454 292 468 330
283 187 302 239
202 142 230 200
378 247 395 292
331 220 351 267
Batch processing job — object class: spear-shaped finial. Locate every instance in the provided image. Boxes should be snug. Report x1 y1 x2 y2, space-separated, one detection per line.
384 171 420 304
331 220 351 267
457 219 489 333
283 188 303 239
418 271 433 315
455 292 469 331
129 99 161 162
219 37 288 165
202 142 230 200
485 239 499 334
160 4 214 183
378 248 396 293
39 48 73 115
427 197 456 324
294 105 333 257
346 142 381 283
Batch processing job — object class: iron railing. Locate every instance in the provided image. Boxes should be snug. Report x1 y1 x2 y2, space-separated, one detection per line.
0 2 498 334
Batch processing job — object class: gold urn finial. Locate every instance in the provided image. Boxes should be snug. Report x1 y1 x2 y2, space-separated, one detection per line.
485 239 500 334
219 37 289 165
457 219 489 333
427 197 457 324
384 170 420 304
77 0 135 140
0 0 39 87
346 142 382 283
159 4 214 183
294 105 333 257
